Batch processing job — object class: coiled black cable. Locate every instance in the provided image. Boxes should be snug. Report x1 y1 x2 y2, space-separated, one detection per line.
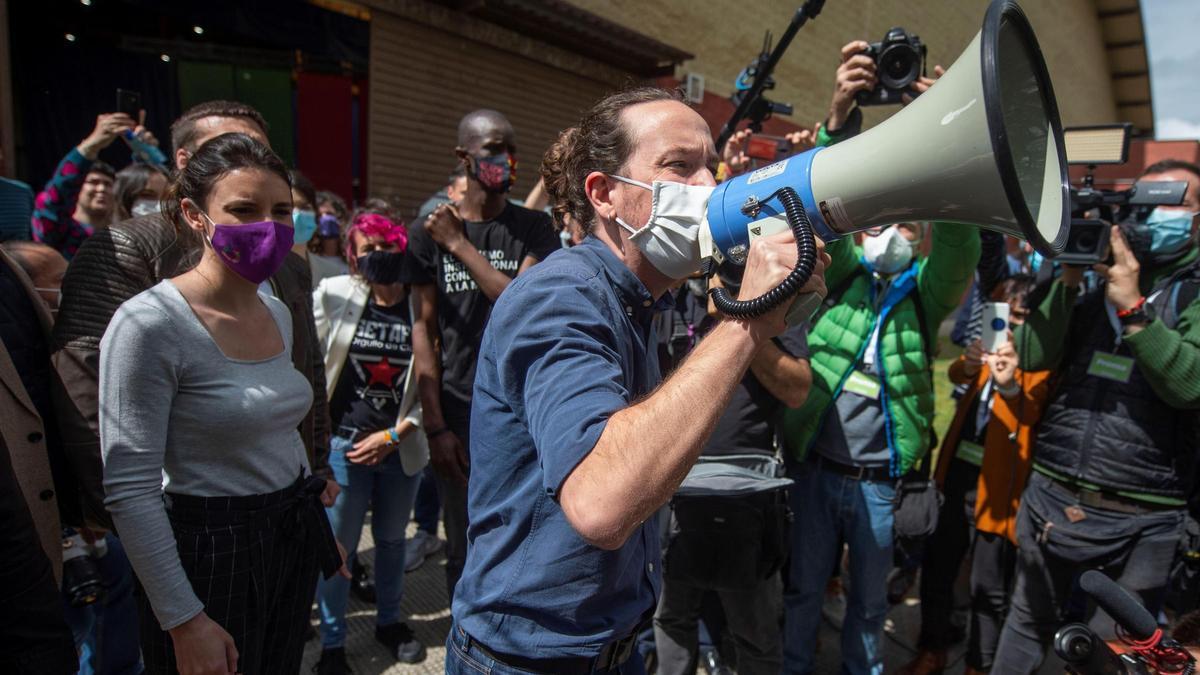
709 186 818 318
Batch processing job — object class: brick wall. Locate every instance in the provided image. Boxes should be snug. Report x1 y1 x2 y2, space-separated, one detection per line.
569 0 1119 134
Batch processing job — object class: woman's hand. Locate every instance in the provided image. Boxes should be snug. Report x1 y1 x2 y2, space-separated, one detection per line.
346 430 397 466
335 541 352 579
168 612 238 675
319 479 340 507
987 335 1019 390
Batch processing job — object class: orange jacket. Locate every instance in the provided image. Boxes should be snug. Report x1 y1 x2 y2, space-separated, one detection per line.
934 357 1053 545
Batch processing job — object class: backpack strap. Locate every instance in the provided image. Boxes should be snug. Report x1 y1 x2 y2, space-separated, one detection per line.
1151 260 1200 331
815 266 865 321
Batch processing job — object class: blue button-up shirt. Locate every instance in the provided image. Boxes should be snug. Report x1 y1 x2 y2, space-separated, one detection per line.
453 236 664 657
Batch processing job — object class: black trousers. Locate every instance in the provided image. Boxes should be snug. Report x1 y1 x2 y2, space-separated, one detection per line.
993 472 1184 674
917 457 979 650
437 406 472 602
967 531 1016 670
139 478 330 675
0 438 76 675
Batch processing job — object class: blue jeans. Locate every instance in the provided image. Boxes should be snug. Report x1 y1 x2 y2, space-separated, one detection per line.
316 435 421 649
783 461 896 675
445 623 644 675
63 534 143 675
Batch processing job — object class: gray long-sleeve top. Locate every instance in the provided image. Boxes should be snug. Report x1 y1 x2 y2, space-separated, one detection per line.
99 281 313 630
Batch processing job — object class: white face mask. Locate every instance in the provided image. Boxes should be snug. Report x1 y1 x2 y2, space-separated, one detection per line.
131 198 161 218
862 226 915 275
609 175 714 279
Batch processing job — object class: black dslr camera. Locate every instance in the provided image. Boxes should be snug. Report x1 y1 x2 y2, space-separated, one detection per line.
62 528 105 607
857 27 926 106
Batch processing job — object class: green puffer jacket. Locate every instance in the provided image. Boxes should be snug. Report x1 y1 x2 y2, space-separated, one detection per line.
778 222 980 475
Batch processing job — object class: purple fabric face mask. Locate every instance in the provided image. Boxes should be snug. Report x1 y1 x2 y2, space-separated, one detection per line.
201 213 294 284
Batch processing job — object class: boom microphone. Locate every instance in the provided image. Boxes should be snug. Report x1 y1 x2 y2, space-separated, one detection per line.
1079 570 1158 641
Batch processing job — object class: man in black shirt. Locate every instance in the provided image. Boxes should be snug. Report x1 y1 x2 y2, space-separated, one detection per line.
654 266 811 674
403 109 557 598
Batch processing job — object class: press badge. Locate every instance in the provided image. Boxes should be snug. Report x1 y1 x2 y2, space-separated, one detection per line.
843 370 881 400
1086 352 1134 384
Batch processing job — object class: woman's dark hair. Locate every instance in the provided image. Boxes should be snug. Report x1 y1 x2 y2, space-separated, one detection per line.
164 133 291 235
114 163 170 220
991 273 1038 308
289 169 317 210
541 87 682 233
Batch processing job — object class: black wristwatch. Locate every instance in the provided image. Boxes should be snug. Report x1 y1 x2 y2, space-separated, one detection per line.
1118 307 1151 328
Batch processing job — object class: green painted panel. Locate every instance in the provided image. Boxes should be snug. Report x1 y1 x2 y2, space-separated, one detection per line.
178 61 235 111
234 67 295 167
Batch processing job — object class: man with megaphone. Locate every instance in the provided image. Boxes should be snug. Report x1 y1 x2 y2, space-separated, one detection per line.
444 88 828 673
448 0 1074 667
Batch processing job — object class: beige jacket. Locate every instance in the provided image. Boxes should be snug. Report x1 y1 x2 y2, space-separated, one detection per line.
313 275 428 476
0 250 64 583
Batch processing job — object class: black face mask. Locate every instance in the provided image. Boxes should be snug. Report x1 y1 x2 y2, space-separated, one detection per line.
355 250 405 285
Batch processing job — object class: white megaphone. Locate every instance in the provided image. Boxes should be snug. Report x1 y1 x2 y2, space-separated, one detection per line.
705 0 1069 321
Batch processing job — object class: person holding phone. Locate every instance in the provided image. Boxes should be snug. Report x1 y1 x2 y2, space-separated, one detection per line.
31 113 137 258
902 275 1052 675
99 133 346 675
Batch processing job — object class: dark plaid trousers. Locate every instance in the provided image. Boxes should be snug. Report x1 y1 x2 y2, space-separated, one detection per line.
139 476 333 675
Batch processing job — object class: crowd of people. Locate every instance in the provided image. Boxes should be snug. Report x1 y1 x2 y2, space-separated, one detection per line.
0 35 1197 675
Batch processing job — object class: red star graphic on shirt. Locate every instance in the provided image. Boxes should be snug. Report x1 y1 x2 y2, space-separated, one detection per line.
363 357 404 388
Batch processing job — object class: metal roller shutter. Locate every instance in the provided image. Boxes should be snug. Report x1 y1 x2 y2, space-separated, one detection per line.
368 10 617 215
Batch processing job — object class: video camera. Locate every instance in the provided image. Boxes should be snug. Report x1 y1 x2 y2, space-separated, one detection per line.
1054 571 1195 674
857 27 927 106
1060 124 1188 265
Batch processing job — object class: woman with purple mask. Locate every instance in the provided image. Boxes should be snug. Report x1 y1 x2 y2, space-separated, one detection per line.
99 132 347 675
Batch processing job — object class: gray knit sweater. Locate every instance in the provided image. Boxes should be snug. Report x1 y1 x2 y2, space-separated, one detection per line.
99 280 313 630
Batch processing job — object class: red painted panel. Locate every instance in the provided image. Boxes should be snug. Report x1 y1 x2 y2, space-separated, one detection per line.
296 72 355 204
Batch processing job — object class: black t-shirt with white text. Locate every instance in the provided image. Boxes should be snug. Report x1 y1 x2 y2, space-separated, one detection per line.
330 298 413 433
402 203 557 418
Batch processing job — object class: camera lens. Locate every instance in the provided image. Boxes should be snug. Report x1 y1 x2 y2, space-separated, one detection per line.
1075 232 1097 250
878 44 920 89
1053 624 1097 664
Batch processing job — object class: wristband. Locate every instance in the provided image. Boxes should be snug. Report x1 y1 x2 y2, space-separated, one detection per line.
424 426 449 440
387 427 401 444
1115 296 1146 318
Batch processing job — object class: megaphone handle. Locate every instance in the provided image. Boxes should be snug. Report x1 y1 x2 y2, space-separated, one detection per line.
709 186 819 320
786 291 825 326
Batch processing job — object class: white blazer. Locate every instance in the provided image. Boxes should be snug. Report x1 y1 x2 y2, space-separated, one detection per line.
313 274 428 476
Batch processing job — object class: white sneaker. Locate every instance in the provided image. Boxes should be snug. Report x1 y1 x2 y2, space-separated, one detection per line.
405 530 444 572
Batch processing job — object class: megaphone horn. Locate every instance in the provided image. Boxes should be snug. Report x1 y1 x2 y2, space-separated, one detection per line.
705 0 1070 320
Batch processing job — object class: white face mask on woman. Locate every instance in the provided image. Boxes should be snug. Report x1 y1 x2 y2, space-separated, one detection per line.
608 174 714 280
862 226 915 275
